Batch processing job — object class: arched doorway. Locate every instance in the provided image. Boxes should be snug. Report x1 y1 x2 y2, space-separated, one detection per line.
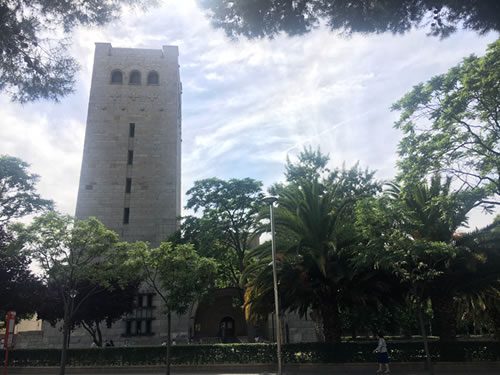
219 316 235 341
193 288 247 341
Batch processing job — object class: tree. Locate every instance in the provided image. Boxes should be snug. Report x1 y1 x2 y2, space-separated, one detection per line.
37 279 139 347
0 0 148 102
454 217 500 339
127 241 217 375
355 175 497 373
0 224 44 320
0 155 53 222
393 39 500 205
200 0 500 40
245 149 391 342
184 178 264 293
21 212 133 375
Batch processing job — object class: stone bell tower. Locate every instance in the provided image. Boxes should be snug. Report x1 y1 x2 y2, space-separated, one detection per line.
75 43 182 246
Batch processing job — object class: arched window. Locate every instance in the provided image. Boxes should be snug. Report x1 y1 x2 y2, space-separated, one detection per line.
129 70 141 85
147 71 159 85
111 70 123 84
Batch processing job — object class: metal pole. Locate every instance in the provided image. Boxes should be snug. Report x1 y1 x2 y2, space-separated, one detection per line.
269 203 282 375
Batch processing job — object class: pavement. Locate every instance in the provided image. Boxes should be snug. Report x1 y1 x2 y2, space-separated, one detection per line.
5 363 500 375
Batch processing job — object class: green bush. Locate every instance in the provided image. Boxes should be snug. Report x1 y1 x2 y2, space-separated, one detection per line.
1 341 499 367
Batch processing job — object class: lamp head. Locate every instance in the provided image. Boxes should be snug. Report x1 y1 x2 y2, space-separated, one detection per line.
262 196 278 205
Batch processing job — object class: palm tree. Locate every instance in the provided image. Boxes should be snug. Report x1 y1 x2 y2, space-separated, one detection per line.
245 177 398 342
454 218 500 339
387 175 487 341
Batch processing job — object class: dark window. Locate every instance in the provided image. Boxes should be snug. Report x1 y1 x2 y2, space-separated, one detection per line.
147 294 153 308
137 295 143 307
111 70 123 84
127 150 133 165
147 71 159 85
125 178 132 193
123 208 130 224
129 70 141 85
129 123 135 137
136 320 142 335
145 320 152 334
125 321 132 335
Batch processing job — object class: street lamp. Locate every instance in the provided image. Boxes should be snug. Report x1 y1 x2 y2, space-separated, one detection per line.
68 289 78 347
262 196 282 375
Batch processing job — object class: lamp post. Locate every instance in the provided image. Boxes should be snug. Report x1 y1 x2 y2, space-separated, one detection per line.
262 196 282 375
68 289 77 348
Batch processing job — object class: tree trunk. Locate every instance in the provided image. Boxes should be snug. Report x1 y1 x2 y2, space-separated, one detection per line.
319 300 341 343
418 306 434 375
95 320 103 347
486 305 500 340
431 294 457 342
166 311 171 375
59 307 70 375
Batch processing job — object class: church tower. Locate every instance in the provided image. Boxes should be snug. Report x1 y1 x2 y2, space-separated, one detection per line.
75 43 181 245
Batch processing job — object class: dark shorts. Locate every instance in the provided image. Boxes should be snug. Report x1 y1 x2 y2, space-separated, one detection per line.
377 352 390 363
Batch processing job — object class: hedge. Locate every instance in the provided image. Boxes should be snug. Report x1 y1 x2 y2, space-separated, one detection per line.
1 341 499 367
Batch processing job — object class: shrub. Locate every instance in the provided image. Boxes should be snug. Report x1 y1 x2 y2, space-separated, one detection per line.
1 341 499 367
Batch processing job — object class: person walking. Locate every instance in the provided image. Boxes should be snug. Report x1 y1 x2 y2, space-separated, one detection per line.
373 332 390 374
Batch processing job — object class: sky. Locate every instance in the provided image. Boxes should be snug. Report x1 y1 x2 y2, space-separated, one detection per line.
0 0 498 229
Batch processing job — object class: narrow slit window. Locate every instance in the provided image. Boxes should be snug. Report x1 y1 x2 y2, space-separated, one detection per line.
127 150 134 165
125 178 132 193
129 123 135 137
145 320 152 334
123 208 130 224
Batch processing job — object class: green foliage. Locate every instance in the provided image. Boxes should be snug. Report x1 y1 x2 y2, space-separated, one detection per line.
127 242 217 315
0 155 53 222
200 0 500 40
393 39 500 204
355 176 499 341
127 241 217 374
0 0 150 102
0 224 44 320
246 149 391 342
2 341 500 366
23 212 129 286
284 146 330 184
37 279 139 347
19 212 135 374
182 177 264 289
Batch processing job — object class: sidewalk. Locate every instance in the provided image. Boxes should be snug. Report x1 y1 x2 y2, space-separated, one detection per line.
6 363 500 374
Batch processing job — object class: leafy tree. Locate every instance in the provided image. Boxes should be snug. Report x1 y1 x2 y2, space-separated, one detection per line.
393 39 500 205
0 155 53 222
37 279 139 347
0 224 44 320
358 176 488 339
200 0 500 39
0 0 149 102
284 146 330 184
246 149 389 342
184 178 264 293
127 241 217 375
454 217 500 339
21 212 133 375
355 175 496 373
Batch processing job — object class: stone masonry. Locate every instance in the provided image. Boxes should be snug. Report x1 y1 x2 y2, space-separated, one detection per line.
75 43 181 245
41 44 183 348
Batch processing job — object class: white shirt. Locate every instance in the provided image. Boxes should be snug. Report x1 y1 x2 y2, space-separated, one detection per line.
375 338 387 353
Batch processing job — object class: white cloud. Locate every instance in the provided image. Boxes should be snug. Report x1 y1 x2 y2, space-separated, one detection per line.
0 0 497 227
